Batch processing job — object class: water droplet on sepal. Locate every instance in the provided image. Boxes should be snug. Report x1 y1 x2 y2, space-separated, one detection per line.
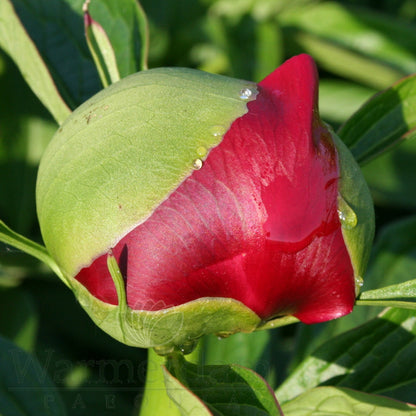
354 276 364 296
153 344 175 356
355 276 364 287
177 339 198 355
239 87 253 100
210 125 226 138
337 194 358 230
193 159 203 170
196 146 207 158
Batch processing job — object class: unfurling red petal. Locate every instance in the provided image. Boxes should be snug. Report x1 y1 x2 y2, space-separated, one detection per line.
76 54 355 324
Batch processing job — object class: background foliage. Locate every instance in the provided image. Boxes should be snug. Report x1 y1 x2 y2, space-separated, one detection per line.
1 0 416 415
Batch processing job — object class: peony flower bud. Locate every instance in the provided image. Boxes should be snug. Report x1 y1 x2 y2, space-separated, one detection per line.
36 55 374 350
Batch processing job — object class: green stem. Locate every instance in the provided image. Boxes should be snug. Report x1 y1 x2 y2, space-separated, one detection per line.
139 346 201 416
356 299 416 310
139 349 181 416
0 220 68 286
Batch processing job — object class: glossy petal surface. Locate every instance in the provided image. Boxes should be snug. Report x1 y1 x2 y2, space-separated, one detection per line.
76 55 355 324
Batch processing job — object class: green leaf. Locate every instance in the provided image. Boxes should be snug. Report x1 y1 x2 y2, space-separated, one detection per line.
356 215 416 308
360 137 416 208
164 353 283 416
84 2 120 88
338 73 416 165
163 366 212 416
279 2 416 89
276 308 416 405
0 0 70 124
0 334 67 416
281 386 416 416
9 0 101 109
86 0 149 75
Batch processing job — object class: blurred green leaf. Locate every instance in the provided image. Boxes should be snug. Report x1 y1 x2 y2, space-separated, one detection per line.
319 80 376 125
361 137 416 208
276 308 416 405
363 216 416 291
0 51 57 237
338 73 416 165
279 2 416 89
87 0 149 75
164 353 283 416
0 334 67 415
0 0 71 124
26 278 144 416
281 386 416 416
202 331 270 370
204 3 284 81
0 287 38 351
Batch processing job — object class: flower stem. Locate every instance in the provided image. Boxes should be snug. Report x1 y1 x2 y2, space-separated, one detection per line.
139 348 181 416
139 346 200 416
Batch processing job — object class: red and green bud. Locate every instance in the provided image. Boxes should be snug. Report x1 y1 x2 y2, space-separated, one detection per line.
36 55 374 351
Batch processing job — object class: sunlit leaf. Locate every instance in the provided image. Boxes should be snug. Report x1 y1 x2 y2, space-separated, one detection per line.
279 2 416 89
282 387 416 416
0 0 70 124
338 74 416 164
276 308 416 405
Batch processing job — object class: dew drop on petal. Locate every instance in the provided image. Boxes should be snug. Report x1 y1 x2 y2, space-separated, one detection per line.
193 158 203 170
337 194 358 230
239 87 253 100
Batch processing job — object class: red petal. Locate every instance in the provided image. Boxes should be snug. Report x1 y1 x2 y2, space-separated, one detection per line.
76 54 355 324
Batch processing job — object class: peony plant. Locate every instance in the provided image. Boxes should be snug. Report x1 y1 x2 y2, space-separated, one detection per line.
1 1 416 415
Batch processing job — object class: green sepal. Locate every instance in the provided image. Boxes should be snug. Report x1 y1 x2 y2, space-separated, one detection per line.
70 274 262 350
36 67 256 279
331 129 375 294
62 254 298 349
